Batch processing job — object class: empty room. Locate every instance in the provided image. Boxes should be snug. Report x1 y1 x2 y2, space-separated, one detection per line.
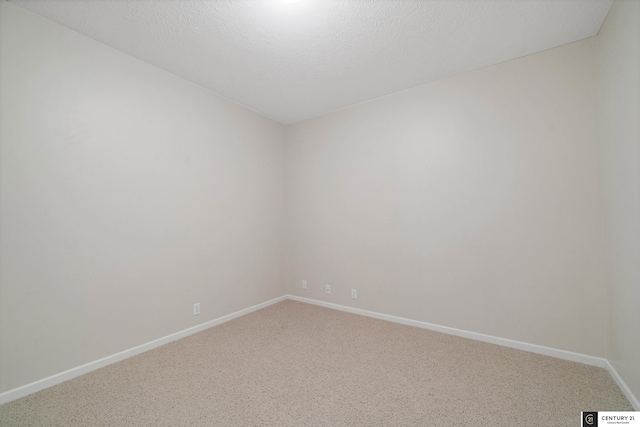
0 0 638 425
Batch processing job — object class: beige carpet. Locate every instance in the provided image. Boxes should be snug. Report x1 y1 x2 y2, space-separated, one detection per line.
0 300 632 426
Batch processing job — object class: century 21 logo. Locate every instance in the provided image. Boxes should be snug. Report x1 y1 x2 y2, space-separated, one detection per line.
583 412 598 426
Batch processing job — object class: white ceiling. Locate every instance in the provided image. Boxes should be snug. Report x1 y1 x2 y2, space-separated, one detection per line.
11 0 614 125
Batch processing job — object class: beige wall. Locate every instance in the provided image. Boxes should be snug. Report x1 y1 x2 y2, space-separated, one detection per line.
2 0 638 405
285 38 606 357
597 0 640 402
0 2 285 392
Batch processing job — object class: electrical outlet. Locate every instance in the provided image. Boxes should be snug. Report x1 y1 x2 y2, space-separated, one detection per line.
325 284 331 295
302 280 308 290
351 289 357 299
193 303 200 315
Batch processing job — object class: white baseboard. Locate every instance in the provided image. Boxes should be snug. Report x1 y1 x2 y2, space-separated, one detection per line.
287 295 607 368
288 295 640 408
3 294 637 409
605 360 640 410
0 295 287 405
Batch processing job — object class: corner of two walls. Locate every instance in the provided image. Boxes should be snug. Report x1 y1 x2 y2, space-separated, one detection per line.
596 0 640 405
2 0 638 405
284 0 640 403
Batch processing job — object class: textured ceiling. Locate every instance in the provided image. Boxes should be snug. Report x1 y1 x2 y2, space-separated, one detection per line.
10 0 614 125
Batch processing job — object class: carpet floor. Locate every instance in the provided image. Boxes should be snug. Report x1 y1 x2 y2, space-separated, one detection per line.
0 300 633 426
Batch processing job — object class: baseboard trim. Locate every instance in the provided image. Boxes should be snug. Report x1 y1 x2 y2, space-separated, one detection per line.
287 295 607 368
3 294 637 409
605 360 640 410
0 295 287 405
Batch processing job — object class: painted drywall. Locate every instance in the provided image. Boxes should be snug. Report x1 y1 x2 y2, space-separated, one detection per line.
9 0 614 125
285 38 606 357
597 0 640 403
0 1 285 393
1 0 635 404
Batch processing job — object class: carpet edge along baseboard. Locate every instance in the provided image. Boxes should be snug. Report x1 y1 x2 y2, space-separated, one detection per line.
1 294 638 410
